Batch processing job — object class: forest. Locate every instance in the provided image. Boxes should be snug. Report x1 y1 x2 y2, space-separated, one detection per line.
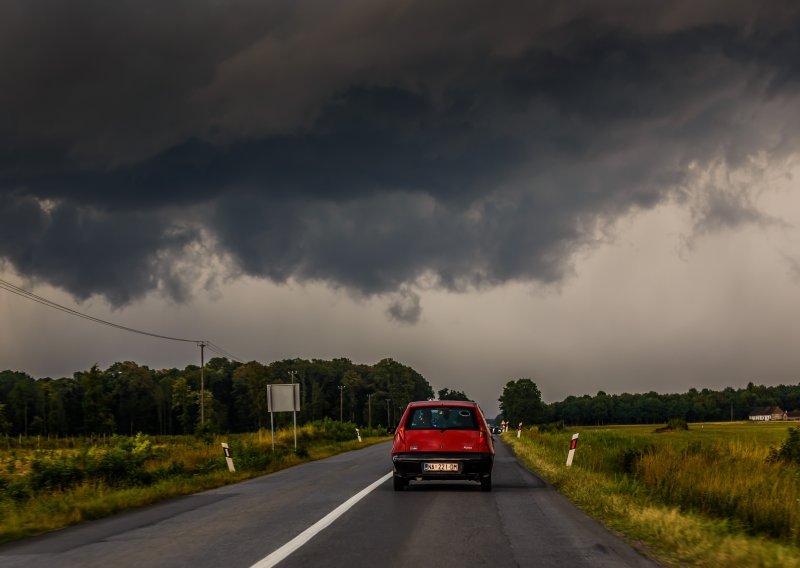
5 360 800 437
546 382 800 425
498 378 800 427
0 357 434 437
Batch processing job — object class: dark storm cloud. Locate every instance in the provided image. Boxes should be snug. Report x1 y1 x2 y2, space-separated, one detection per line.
0 192 198 305
386 288 423 324
2 0 800 311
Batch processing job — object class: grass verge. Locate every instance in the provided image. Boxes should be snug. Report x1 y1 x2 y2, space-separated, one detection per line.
503 423 800 567
0 421 389 544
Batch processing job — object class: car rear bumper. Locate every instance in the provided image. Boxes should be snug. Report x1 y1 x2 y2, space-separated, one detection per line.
391 452 494 480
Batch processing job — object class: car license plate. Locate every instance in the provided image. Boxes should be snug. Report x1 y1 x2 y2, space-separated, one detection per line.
423 462 459 472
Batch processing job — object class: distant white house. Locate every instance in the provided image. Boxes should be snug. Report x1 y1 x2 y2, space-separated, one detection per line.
749 406 786 421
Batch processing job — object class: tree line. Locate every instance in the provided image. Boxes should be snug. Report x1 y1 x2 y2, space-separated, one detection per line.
0 357 434 437
499 379 800 427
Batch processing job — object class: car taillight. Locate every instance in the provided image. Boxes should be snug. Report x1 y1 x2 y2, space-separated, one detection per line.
391 426 407 452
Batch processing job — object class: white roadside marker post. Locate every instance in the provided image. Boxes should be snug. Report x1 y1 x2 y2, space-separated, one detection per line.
566 433 579 467
517 422 522 438
221 442 236 472
355 428 362 442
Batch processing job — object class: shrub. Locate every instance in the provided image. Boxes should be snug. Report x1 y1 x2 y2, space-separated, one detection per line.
767 426 800 465
666 418 689 431
83 434 154 487
358 427 391 438
310 418 361 442
194 423 216 445
86 447 150 486
3 477 31 502
655 418 688 433
28 455 84 491
193 457 226 475
538 421 565 433
152 460 187 480
618 444 656 475
228 441 272 471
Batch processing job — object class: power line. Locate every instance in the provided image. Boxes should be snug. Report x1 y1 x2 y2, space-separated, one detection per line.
206 342 246 364
0 278 201 343
0 278 244 362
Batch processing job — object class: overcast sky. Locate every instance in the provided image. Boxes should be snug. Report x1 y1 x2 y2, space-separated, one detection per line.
2 0 800 416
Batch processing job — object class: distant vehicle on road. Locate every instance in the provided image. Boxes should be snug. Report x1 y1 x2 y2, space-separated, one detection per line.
390 400 495 491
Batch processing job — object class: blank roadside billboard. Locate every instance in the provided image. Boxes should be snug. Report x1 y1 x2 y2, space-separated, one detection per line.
267 383 300 412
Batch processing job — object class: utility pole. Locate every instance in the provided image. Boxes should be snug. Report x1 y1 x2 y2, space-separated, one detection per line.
198 341 208 426
385 398 391 428
367 393 374 429
338 385 346 422
289 369 298 447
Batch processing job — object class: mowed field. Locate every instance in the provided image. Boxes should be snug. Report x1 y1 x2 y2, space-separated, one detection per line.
505 421 800 567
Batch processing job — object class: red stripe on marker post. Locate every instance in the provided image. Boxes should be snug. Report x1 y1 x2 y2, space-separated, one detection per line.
566 433 579 467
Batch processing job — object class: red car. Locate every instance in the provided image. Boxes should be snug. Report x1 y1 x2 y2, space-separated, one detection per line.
391 400 495 491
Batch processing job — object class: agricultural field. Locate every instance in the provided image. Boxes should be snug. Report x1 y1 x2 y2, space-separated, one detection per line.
505 421 800 568
0 420 389 544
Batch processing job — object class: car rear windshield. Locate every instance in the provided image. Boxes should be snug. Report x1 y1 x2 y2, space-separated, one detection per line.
405 407 478 430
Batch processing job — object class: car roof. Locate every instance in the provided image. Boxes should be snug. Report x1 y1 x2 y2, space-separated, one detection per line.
406 400 477 408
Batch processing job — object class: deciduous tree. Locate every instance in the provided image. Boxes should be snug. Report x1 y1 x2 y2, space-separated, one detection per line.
499 379 544 426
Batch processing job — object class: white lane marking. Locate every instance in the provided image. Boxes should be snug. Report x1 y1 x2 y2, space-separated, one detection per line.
250 471 393 568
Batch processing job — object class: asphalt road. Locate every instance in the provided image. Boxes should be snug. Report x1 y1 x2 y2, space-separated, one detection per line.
0 439 658 567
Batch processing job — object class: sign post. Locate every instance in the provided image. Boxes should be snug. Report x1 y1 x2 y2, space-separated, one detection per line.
267 384 301 451
566 433 579 466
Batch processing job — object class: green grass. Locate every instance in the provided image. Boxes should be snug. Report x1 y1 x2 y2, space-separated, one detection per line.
0 422 390 544
504 422 800 567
